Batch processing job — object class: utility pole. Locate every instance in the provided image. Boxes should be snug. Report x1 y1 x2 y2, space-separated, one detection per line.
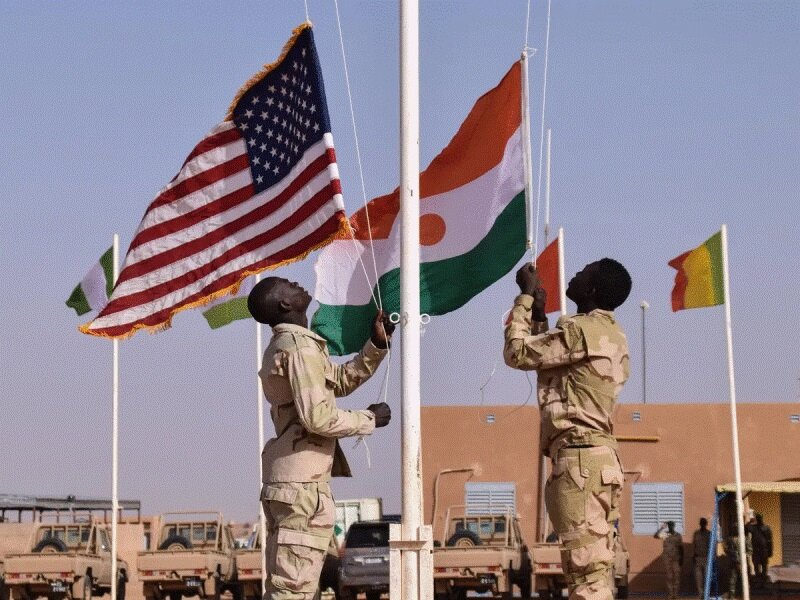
640 300 649 404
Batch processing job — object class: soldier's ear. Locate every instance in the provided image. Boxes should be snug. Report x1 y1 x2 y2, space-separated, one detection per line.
279 298 293 312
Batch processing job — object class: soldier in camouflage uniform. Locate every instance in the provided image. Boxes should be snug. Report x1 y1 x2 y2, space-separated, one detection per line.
504 259 632 600
248 277 394 600
655 521 684 600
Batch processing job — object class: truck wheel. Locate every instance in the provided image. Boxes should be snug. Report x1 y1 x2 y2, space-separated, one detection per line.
158 535 192 551
337 586 353 600
615 585 628 599
445 531 482 547
365 592 381 600
33 539 68 553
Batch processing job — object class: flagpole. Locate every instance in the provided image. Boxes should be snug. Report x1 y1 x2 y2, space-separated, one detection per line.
254 273 267 595
520 51 535 261
399 2 425 600
721 224 749 600
543 129 552 246
111 233 119 600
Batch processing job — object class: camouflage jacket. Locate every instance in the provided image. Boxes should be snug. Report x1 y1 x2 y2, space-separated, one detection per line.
660 531 684 562
504 295 630 456
259 323 386 483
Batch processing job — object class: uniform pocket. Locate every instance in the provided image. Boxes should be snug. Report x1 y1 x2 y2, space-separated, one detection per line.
264 483 300 505
546 457 587 535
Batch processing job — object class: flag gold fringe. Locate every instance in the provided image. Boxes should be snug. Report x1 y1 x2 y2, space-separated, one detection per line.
78 214 352 340
225 22 312 122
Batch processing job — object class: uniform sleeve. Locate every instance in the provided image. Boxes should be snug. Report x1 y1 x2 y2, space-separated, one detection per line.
284 344 376 438
503 294 587 371
327 338 388 397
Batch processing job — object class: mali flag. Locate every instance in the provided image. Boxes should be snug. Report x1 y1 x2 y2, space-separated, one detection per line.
668 231 725 311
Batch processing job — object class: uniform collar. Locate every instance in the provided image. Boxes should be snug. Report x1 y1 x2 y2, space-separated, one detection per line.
271 323 328 344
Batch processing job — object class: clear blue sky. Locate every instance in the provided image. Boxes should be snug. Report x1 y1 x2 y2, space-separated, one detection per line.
1 1 798 521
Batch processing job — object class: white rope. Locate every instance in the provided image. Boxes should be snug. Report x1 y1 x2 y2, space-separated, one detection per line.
303 0 310 23
333 0 384 310
533 0 553 259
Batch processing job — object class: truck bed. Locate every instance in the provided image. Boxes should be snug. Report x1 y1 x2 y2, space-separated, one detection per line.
137 549 230 577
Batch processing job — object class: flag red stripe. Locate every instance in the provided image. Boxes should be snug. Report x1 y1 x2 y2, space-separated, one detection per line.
179 126 242 170
128 153 331 254
105 185 341 314
668 250 691 311
148 154 251 212
89 215 344 337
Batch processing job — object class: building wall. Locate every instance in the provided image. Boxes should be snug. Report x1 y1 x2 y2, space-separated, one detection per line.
421 403 800 593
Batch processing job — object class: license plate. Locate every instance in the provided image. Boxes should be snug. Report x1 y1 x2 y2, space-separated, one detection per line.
478 575 494 586
50 581 69 594
364 557 383 564
185 578 202 588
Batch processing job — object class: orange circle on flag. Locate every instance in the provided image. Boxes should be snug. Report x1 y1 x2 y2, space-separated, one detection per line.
420 213 446 246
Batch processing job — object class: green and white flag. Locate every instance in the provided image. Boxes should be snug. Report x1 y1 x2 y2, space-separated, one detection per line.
66 246 114 316
202 278 254 329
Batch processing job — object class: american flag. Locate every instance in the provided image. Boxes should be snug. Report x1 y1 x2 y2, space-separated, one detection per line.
82 24 348 339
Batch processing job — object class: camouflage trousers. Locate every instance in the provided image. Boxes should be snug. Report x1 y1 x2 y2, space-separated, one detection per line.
663 558 681 599
694 557 708 598
546 446 624 600
261 481 335 600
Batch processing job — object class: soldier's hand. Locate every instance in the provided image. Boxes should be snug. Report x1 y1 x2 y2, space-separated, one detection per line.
370 310 395 349
532 287 547 322
516 264 542 297
367 402 391 428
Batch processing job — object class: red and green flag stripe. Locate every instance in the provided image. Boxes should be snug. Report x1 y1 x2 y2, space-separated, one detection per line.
668 231 725 311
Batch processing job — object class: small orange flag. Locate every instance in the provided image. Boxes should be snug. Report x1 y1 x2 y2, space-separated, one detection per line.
537 238 561 314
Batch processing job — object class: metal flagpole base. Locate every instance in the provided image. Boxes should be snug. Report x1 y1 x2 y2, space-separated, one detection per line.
390 524 433 600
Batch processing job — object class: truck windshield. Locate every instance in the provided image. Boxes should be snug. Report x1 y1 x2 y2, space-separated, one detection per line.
346 524 389 548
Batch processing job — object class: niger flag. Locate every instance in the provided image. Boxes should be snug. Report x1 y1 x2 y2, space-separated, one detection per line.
313 63 526 354
668 231 725 311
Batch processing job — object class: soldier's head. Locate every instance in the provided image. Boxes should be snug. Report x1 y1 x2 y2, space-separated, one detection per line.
567 258 632 312
700 517 708 529
666 520 676 533
755 513 764 525
248 277 312 327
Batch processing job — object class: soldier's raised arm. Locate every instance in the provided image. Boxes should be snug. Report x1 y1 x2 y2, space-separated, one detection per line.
327 310 394 397
284 341 377 438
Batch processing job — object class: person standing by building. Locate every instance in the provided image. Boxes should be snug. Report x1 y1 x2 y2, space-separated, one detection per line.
749 513 772 588
248 277 394 600
692 518 712 599
655 521 684 600
725 522 753 599
504 259 632 600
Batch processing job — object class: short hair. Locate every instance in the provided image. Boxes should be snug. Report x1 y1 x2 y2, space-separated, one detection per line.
593 258 632 310
247 277 284 325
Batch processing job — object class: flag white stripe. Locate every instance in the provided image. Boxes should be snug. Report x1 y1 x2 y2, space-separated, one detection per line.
315 127 523 306
116 168 337 296
81 261 110 310
88 199 342 330
158 122 239 194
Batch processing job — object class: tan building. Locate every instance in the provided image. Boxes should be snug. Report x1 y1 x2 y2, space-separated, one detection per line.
421 403 800 593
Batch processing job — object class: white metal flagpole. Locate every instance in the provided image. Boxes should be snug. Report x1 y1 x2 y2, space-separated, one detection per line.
111 233 120 600
721 224 750 600
520 51 535 261
558 227 566 315
255 273 267 594
544 129 552 246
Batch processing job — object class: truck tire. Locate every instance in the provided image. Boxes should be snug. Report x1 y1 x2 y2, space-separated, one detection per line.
365 592 381 600
33 539 68 553
158 535 192 551
445 531 481 547
615 585 628 599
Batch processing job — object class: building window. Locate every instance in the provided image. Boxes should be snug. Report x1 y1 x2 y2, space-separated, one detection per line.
632 411 642 422
465 482 516 515
790 414 799 424
632 482 685 535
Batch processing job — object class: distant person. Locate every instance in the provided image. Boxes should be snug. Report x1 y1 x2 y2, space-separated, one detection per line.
655 521 683 600
725 523 753 599
248 277 394 600
749 514 772 588
504 259 632 600
693 518 712 599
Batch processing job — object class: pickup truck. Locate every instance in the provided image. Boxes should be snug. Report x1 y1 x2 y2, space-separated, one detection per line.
137 513 237 600
3 522 128 600
432 506 563 600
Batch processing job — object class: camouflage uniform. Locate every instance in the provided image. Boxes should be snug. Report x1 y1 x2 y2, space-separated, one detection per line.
657 531 683 600
259 324 386 600
693 527 711 598
504 295 629 600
